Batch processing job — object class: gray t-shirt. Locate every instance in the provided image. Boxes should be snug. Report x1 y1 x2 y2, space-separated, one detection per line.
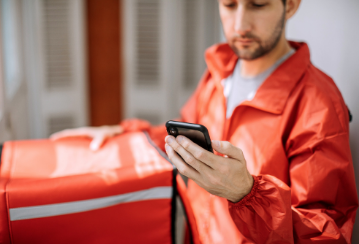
224 49 295 118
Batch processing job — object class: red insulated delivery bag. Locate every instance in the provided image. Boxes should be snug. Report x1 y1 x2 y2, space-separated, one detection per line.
0 132 200 244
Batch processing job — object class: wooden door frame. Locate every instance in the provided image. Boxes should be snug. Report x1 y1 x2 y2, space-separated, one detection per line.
86 0 123 126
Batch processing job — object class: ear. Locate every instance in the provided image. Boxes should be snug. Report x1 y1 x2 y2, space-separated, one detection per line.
285 0 301 20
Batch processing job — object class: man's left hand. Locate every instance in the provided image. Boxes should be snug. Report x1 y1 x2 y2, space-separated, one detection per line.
165 135 254 203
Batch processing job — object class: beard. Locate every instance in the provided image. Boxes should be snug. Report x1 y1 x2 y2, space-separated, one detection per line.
228 11 286 60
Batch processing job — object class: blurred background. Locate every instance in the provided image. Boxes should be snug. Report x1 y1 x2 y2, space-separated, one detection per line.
0 0 358 240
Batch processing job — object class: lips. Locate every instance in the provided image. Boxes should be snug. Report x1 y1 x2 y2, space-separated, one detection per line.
235 38 254 44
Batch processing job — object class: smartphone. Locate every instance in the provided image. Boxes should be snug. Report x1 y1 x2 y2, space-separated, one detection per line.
165 120 213 153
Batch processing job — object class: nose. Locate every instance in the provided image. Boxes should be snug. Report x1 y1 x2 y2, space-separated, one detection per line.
234 4 251 36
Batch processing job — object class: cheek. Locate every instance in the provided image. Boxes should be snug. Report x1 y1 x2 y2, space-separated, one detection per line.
222 18 235 41
219 9 235 39
252 11 282 38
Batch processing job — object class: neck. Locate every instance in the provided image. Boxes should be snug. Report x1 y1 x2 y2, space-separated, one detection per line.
240 36 291 78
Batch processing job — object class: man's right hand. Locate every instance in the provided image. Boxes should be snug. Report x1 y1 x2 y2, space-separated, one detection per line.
50 125 124 151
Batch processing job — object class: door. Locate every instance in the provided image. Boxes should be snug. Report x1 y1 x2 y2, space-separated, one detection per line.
123 0 221 125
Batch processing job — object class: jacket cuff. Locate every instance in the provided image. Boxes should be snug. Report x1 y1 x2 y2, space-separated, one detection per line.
228 175 259 210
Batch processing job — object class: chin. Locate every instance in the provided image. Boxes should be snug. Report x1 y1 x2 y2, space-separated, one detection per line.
230 46 254 60
237 53 257 61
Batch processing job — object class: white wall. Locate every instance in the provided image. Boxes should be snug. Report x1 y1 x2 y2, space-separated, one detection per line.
286 0 359 241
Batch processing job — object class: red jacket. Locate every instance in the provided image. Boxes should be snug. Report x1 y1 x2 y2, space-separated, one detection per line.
121 42 358 243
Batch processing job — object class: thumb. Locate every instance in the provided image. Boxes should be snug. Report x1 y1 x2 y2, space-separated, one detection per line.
211 140 244 160
90 135 106 151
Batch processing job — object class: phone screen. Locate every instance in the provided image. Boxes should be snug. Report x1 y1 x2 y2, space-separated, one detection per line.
176 127 208 150
166 120 213 153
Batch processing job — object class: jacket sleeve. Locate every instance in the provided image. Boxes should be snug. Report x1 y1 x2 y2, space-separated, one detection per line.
180 70 210 124
227 132 358 243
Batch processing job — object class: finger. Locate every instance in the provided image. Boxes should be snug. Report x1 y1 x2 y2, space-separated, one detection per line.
90 135 106 151
175 136 215 168
211 140 245 161
165 136 209 173
117 125 124 134
165 143 200 180
50 129 91 140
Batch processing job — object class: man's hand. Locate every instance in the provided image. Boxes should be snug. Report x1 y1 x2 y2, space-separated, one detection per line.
165 135 254 203
50 125 124 151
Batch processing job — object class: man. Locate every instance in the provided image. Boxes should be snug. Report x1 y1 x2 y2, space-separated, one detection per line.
52 0 358 242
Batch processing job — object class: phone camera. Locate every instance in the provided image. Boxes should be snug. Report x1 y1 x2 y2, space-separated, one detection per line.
169 128 177 136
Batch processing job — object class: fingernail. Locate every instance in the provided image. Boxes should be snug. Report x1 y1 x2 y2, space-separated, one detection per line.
166 136 174 143
212 140 220 147
176 136 183 143
165 144 171 152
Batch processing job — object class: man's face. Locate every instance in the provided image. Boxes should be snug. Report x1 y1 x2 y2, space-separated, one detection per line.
219 0 286 60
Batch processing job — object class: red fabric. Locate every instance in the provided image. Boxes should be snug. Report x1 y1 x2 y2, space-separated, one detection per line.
0 142 12 243
176 175 201 244
123 42 358 243
0 132 178 244
121 119 169 152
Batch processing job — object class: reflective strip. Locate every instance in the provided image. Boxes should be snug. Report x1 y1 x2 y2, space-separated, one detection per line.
10 186 172 221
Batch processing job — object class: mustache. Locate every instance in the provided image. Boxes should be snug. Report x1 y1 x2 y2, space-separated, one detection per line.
232 33 260 41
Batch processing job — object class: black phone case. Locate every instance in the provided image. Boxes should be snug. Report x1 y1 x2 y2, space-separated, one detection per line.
165 120 213 153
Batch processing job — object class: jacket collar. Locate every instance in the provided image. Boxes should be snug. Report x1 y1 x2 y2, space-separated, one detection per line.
205 41 311 114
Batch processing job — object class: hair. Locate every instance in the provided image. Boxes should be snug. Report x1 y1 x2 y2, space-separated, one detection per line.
282 0 286 5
